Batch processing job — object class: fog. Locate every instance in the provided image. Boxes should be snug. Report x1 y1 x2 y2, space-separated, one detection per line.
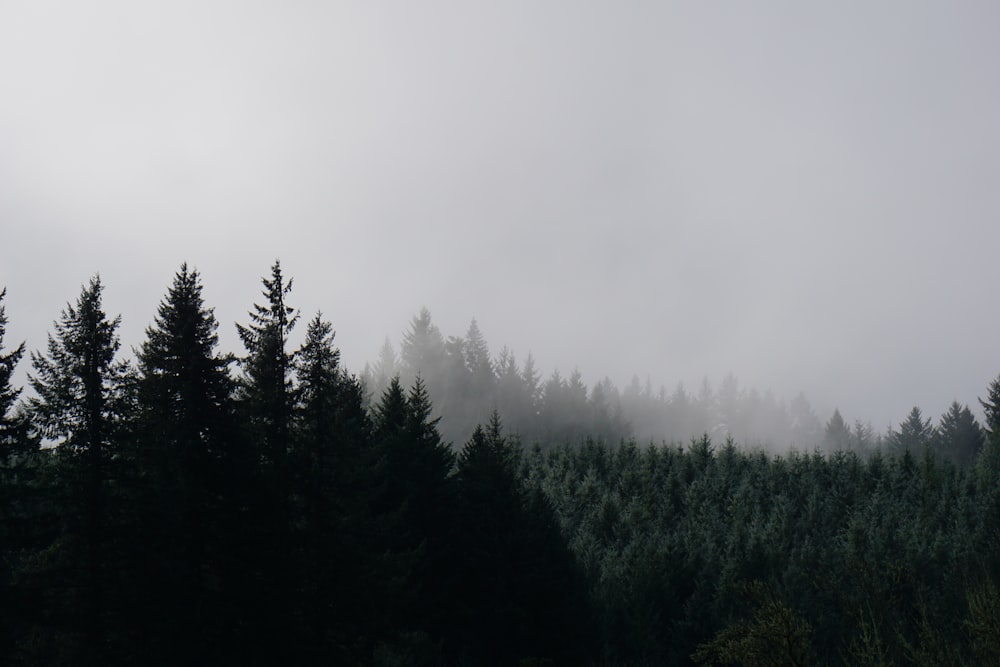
3 1 1000 434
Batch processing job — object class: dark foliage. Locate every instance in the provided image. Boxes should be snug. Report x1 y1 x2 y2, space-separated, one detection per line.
2 265 999 666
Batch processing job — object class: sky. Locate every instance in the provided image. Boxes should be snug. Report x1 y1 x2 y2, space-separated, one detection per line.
2 1 1000 431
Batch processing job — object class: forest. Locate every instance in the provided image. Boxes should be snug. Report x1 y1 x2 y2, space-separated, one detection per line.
1 262 999 666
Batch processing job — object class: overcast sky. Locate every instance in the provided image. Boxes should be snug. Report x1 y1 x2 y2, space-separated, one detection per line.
2 1 1000 430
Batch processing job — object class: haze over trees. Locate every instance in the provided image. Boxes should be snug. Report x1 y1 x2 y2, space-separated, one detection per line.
1 263 998 665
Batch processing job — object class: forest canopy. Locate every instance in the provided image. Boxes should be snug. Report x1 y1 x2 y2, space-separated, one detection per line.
1 263 999 665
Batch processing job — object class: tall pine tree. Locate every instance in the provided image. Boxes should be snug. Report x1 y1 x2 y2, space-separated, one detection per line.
26 275 132 664
132 264 237 663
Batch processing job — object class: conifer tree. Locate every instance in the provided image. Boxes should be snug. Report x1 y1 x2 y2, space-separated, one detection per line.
824 409 851 451
935 401 984 466
26 275 132 663
368 376 454 654
399 308 446 398
137 264 235 465
132 264 236 661
28 276 132 452
980 374 1000 439
292 313 373 661
892 406 935 455
0 288 28 450
452 412 592 664
234 260 299 661
237 260 298 471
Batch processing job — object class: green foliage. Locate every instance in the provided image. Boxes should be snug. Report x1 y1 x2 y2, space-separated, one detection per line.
7 268 1000 666
692 581 813 667
0 288 28 450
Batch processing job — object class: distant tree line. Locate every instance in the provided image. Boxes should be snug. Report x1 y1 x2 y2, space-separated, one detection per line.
1 264 998 665
364 309 988 464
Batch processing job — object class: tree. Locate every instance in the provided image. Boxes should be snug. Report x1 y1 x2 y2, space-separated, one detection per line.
399 307 445 389
980 375 1000 438
137 264 235 463
25 275 132 663
236 259 298 471
0 288 28 451
934 401 984 467
463 318 495 394
824 409 851 451
892 407 935 455
361 337 399 406
291 313 373 662
368 376 455 657
451 412 593 664
132 264 236 662
28 276 132 452
234 260 300 662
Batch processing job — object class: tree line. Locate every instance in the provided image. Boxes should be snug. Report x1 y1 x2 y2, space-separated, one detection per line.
364 309 987 465
2 262 999 665
0 264 589 665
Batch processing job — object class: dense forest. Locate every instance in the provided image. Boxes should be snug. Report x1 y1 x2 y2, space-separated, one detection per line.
1 262 999 665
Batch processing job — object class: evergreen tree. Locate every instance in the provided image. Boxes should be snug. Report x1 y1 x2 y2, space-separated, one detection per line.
237 259 298 470
368 376 455 655
451 412 592 664
25 275 132 663
291 313 373 662
0 289 28 451
361 336 399 405
132 264 236 662
463 317 495 394
824 409 851 451
234 260 299 662
0 288 37 663
934 401 984 467
892 406 935 455
137 264 235 462
399 307 445 389
980 374 1000 439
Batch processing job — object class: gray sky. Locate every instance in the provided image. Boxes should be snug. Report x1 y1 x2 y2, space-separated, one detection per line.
2 1 999 430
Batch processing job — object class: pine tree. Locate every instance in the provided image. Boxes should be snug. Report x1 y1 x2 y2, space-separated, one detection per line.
132 264 236 662
237 259 298 470
26 275 132 663
0 288 28 451
935 401 984 467
368 376 455 655
234 260 299 662
28 276 132 452
137 264 236 474
464 318 495 393
892 406 935 455
292 313 373 661
980 375 1000 439
399 307 446 397
824 409 851 451
451 412 592 664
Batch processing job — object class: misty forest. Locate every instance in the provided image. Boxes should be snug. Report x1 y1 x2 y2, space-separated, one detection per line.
2 262 1000 667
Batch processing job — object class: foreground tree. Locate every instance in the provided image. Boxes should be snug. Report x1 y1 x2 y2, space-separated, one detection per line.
0 289 28 450
451 412 593 665
25 276 132 664
132 264 237 663
234 260 299 661
290 313 374 661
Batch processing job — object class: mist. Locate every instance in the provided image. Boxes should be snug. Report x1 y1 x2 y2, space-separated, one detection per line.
4 1 1000 435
